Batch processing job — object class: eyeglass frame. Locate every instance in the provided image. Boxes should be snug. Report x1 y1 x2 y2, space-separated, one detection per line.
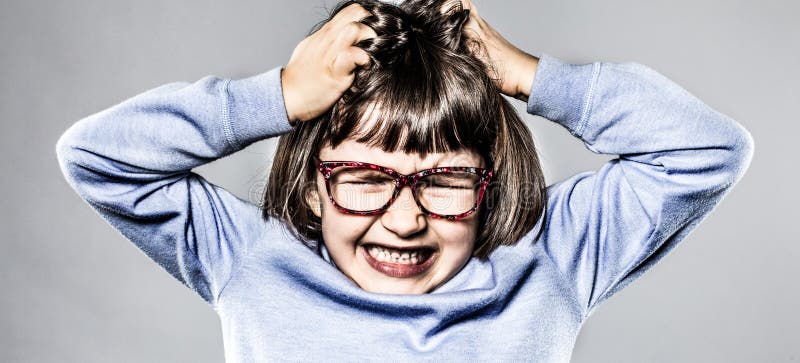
316 160 494 221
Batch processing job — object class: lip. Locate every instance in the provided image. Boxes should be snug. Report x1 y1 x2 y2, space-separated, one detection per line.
361 245 438 278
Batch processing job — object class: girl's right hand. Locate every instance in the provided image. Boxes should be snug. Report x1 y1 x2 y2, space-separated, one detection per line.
281 3 377 123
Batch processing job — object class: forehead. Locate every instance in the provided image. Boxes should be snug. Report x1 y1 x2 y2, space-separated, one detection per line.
318 139 485 175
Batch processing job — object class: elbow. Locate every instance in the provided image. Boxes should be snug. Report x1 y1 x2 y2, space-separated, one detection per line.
55 124 80 172
55 131 73 167
722 121 755 188
55 122 90 192
55 115 94 170
56 129 79 190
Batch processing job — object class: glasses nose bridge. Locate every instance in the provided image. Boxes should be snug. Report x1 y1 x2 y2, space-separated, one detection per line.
395 172 420 195
395 173 418 189
390 173 421 208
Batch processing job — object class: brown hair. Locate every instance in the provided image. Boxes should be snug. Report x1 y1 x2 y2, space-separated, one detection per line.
263 0 546 260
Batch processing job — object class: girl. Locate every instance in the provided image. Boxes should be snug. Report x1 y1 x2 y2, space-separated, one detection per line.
56 0 753 361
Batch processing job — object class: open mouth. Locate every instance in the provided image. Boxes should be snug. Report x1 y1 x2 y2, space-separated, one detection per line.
361 244 438 278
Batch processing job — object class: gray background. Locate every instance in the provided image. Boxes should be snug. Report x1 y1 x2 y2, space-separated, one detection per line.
1 0 796 361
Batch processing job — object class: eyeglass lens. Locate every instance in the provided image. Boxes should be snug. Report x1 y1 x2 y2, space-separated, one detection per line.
328 167 482 215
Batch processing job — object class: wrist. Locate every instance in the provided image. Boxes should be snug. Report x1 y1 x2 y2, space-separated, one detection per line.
514 53 540 102
225 67 295 147
280 68 300 123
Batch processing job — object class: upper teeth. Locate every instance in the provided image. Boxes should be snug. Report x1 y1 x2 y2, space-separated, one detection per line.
367 245 426 265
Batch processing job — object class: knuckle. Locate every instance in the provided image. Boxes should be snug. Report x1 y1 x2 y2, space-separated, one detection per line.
341 22 361 38
340 3 370 22
345 3 368 15
354 7 370 19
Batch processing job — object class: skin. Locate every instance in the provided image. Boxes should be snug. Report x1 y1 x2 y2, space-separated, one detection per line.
456 0 539 102
281 4 376 123
280 1 540 293
307 140 487 294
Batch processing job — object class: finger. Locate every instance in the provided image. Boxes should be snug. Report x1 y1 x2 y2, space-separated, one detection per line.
462 0 479 16
339 20 377 45
332 46 371 77
326 21 376 60
440 0 463 14
351 47 371 67
439 0 479 16
355 20 378 44
329 3 371 27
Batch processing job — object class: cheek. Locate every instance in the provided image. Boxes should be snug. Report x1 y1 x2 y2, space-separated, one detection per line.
319 203 373 245
314 178 369 250
432 218 479 253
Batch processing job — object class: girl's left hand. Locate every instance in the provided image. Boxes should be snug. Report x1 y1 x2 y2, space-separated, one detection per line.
454 0 539 102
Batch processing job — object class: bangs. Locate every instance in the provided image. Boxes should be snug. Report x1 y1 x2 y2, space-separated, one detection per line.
323 43 499 158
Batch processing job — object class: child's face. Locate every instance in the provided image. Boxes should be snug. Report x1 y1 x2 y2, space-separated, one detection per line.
309 139 486 294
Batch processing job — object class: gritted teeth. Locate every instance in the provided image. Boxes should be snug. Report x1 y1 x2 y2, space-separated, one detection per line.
365 244 435 265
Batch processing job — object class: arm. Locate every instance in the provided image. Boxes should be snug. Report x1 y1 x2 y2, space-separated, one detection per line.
527 53 754 317
55 69 293 305
458 0 753 316
55 3 376 306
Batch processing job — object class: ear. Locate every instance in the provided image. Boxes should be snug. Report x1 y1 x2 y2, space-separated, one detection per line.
305 188 323 218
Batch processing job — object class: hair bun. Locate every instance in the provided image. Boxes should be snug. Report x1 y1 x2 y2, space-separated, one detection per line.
399 0 469 50
352 0 471 68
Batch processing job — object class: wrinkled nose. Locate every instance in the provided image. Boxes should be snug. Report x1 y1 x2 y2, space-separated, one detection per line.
380 186 427 238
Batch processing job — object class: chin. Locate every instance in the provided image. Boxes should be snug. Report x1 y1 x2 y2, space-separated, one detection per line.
359 279 431 295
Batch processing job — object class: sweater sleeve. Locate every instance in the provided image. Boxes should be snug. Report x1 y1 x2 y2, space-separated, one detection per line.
55 67 294 306
527 53 754 317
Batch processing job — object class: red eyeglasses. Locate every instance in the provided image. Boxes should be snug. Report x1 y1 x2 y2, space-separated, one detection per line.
317 161 493 220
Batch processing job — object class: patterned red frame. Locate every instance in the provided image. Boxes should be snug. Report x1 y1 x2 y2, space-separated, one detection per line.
317 161 493 220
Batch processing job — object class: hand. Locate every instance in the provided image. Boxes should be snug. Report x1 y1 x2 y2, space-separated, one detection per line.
281 4 377 123
455 0 539 101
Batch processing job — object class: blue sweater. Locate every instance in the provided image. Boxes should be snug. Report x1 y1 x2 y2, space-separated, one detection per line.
56 53 753 362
